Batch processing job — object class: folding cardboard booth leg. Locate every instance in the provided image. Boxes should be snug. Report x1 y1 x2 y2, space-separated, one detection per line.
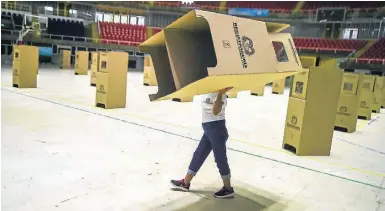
139 10 303 102
272 78 285 94
12 45 39 88
251 85 265 96
372 76 384 113
143 55 158 86
95 52 129 109
334 73 360 133
283 65 343 156
357 74 375 120
60 50 71 69
90 52 99 86
75 51 89 75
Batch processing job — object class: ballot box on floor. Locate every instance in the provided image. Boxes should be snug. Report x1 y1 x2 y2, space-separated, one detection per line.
90 52 99 86
283 63 343 156
139 10 304 102
60 49 71 69
357 74 375 120
75 51 89 75
95 52 129 109
12 45 39 88
334 72 360 133
372 76 384 113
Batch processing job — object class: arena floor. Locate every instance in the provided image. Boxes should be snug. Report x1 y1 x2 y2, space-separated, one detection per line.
1 67 385 211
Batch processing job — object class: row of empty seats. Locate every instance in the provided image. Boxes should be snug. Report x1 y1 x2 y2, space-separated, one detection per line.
1 12 23 30
47 18 84 40
227 1 297 13
293 38 368 52
302 1 385 11
356 38 385 64
99 22 146 46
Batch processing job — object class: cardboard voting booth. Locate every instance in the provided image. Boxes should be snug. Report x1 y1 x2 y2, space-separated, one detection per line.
95 52 129 109
283 65 343 156
272 79 285 94
357 74 375 120
334 73 360 133
139 10 303 102
372 76 384 113
12 45 39 88
143 55 158 86
60 49 71 69
299 56 319 68
75 51 89 75
90 52 99 86
251 85 265 96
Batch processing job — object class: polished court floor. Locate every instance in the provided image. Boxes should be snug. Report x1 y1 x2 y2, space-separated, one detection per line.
1 67 385 211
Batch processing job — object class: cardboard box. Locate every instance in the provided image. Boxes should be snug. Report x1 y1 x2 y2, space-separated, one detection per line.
95 52 129 109
357 74 375 120
90 52 99 86
372 76 384 113
283 65 343 156
12 45 39 88
75 51 89 75
272 78 285 94
60 49 71 69
139 10 302 102
334 73 360 133
251 85 265 96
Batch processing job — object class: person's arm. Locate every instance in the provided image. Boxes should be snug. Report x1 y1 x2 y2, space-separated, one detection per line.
213 87 232 115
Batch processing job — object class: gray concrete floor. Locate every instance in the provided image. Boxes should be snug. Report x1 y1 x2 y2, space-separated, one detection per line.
1 67 385 211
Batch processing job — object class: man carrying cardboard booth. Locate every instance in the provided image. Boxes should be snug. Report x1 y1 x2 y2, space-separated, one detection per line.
171 87 234 199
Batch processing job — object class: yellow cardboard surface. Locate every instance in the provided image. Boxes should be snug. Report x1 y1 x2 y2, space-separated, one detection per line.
372 76 384 113
95 52 129 109
90 52 99 85
75 51 89 75
139 10 303 101
290 69 309 100
250 85 265 96
283 65 343 156
227 91 238 98
12 45 39 88
143 66 158 86
272 78 286 94
299 56 317 68
357 74 375 120
334 73 360 133
60 50 71 69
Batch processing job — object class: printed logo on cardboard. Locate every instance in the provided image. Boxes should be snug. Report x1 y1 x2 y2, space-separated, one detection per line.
360 101 368 109
286 115 300 131
233 23 255 69
337 105 350 116
97 84 106 94
222 40 231 48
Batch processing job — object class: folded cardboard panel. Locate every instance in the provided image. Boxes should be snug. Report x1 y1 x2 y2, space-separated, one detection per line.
60 50 71 69
143 66 158 86
90 52 99 86
251 85 265 96
227 91 238 98
334 73 360 133
139 10 302 101
299 56 318 68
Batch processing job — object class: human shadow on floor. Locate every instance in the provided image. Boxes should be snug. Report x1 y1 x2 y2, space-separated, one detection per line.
156 185 287 211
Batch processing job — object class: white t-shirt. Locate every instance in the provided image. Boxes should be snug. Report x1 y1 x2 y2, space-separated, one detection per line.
201 92 227 123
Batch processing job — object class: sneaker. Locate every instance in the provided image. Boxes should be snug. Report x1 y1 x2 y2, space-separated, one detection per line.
214 187 234 199
170 179 190 192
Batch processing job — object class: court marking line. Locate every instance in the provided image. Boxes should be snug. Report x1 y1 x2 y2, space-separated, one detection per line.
2 88 385 189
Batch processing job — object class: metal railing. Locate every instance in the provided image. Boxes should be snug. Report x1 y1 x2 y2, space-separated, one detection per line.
36 6 94 21
1 2 32 13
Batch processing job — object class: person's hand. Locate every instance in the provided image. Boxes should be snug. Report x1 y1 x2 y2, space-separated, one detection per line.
218 87 233 94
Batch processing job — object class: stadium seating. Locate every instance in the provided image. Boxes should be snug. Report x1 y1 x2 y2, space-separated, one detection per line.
302 1 384 12
99 22 147 46
152 27 162 35
293 37 368 52
226 1 297 13
356 38 385 64
47 18 85 40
